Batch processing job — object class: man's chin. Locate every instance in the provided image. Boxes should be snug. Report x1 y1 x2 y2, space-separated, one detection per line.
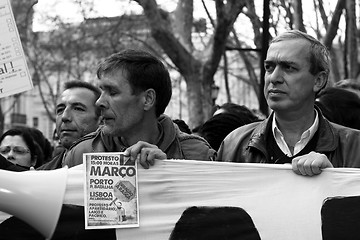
60 138 75 149
267 101 288 112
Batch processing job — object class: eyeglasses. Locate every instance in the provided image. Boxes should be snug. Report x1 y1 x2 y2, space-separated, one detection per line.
0 146 30 155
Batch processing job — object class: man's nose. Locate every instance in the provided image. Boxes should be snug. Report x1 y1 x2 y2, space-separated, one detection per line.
61 107 72 122
268 66 284 84
96 93 109 109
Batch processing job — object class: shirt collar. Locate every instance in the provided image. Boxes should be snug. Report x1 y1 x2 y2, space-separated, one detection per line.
272 110 319 135
272 109 319 155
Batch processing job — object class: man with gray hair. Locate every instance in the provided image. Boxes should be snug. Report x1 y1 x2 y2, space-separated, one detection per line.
217 30 360 176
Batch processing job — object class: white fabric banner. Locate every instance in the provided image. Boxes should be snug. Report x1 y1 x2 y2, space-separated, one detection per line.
3 160 360 239
68 160 360 240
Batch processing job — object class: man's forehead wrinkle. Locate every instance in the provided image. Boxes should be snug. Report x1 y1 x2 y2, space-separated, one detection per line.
71 101 87 107
99 80 118 89
265 59 297 65
60 100 87 107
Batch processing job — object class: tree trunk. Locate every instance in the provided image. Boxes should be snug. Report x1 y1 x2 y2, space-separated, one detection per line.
323 0 346 49
186 76 204 129
293 0 306 32
134 0 246 127
260 0 270 116
173 0 193 52
223 51 231 103
345 0 358 79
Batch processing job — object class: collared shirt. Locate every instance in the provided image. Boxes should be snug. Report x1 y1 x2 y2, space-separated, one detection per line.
272 110 319 156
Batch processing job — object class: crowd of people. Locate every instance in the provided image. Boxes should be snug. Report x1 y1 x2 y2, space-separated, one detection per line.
1 29 360 239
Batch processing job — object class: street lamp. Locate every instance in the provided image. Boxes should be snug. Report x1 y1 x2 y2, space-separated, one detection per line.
211 83 220 106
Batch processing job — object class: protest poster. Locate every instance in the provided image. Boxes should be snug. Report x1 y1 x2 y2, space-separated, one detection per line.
0 0 33 98
83 152 139 229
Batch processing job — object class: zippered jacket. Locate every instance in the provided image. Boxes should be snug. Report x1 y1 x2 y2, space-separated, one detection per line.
217 106 360 168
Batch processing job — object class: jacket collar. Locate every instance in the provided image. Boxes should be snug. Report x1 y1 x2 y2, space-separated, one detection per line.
247 105 338 153
314 105 338 151
156 114 177 152
98 114 178 153
247 114 272 153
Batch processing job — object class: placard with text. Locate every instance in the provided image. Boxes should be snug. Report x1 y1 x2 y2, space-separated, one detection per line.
0 0 33 98
83 152 139 229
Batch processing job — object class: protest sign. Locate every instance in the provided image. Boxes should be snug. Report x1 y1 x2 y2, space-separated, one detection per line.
83 152 139 229
0 0 33 98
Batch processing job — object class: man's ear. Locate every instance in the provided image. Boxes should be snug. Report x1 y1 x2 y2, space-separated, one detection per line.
143 88 156 111
313 71 328 93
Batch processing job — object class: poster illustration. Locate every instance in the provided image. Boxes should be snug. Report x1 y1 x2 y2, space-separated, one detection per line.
83 152 139 229
0 0 33 98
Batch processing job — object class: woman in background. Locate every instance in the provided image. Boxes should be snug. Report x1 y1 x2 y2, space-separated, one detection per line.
0 128 43 169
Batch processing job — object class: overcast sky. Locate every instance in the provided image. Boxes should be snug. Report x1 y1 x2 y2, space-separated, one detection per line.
33 0 176 31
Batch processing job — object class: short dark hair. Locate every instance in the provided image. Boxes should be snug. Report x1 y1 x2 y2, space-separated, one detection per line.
173 119 192 134
170 206 261 240
63 80 101 117
214 103 259 118
14 126 53 164
198 111 259 150
96 49 172 117
315 87 360 130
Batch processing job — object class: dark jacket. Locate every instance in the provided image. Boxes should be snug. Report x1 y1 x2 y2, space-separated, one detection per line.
217 108 360 167
37 149 66 170
64 115 216 168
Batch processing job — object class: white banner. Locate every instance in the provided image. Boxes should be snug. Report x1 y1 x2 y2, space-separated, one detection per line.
3 160 360 239
65 160 360 240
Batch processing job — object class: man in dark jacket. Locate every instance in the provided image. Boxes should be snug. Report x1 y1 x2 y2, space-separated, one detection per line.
217 30 360 176
41 80 102 169
63 49 215 168
0 80 102 171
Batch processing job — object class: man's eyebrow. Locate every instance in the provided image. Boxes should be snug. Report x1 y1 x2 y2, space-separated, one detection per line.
71 102 87 108
280 60 297 65
99 86 112 92
56 102 87 109
55 103 65 109
264 60 274 64
98 83 114 89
